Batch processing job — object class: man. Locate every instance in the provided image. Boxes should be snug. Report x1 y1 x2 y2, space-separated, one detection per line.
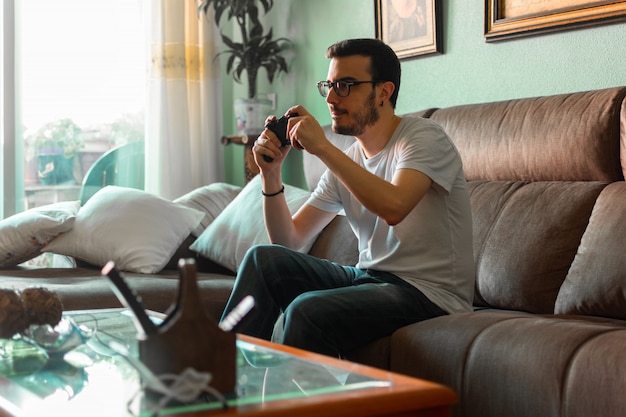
220 38 474 358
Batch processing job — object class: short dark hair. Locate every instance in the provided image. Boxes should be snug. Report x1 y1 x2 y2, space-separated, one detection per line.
326 38 401 108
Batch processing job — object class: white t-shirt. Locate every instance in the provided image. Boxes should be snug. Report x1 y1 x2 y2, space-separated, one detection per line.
307 116 475 314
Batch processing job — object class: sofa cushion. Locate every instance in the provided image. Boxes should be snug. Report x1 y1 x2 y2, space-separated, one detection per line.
0 200 80 267
190 176 313 272
392 311 626 417
555 182 626 319
174 182 242 237
469 180 606 313
466 181 525 306
390 311 533 415
430 87 626 182
560 329 626 417
43 186 204 274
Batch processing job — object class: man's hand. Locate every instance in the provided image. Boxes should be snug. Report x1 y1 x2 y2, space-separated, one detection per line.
253 116 292 171
282 106 333 156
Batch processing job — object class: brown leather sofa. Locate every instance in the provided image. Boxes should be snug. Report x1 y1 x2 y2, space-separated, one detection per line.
3 86 626 417
347 86 626 417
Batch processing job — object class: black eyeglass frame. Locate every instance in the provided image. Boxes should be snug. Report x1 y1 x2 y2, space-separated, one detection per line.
316 80 381 98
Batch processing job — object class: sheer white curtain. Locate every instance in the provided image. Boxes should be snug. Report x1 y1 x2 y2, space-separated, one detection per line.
146 0 223 199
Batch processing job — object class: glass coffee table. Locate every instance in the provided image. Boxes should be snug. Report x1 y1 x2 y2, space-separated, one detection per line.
0 309 456 417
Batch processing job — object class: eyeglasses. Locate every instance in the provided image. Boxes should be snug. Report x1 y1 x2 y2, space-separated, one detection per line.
316 80 380 98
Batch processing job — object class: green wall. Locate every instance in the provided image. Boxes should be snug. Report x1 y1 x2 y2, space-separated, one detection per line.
222 0 626 188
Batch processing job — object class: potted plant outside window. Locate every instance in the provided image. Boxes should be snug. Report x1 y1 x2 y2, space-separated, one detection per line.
197 0 291 134
28 118 84 185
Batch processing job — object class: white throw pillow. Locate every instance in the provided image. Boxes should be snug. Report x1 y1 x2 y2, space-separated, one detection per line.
0 200 81 267
43 186 204 273
174 182 242 237
190 176 313 272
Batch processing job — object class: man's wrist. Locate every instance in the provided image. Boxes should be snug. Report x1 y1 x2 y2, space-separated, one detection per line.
261 185 285 197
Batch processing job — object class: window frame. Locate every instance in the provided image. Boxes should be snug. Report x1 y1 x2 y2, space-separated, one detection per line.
2 0 22 218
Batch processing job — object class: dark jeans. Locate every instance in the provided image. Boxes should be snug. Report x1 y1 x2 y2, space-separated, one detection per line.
220 244 447 357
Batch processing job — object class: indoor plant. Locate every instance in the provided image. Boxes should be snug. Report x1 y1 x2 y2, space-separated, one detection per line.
197 0 292 134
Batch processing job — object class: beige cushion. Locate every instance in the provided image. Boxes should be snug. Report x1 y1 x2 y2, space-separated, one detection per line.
174 183 242 237
555 182 626 319
190 176 313 272
0 200 80 267
43 186 203 274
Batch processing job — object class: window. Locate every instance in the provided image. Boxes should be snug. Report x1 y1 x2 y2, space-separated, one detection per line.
3 0 146 215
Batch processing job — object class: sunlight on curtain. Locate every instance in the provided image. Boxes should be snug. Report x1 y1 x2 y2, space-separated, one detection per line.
147 0 223 199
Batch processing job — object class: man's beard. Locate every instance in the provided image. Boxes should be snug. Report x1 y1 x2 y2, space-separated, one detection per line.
333 90 380 136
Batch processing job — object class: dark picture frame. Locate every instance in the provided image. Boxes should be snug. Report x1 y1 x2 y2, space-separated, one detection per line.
485 0 626 42
375 0 442 59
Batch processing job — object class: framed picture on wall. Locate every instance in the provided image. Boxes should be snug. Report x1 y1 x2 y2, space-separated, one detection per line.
485 0 626 41
375 0 442 59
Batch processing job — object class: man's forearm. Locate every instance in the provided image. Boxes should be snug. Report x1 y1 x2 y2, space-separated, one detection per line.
316 145 430 226
260 171 298 248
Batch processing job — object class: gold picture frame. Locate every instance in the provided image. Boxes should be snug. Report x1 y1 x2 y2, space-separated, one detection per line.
485 0 626 42
375 0 442 59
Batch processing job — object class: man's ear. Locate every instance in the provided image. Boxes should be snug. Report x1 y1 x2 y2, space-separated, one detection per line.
379 81 395 104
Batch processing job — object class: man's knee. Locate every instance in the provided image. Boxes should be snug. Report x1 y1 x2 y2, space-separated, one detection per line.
283 292 330 331
240 244 285 274
244 244 279 262
281 293 339 356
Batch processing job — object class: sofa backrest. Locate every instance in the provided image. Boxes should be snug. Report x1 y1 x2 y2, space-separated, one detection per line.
439 87 626 313
306 87 626 187
429 87 626 182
